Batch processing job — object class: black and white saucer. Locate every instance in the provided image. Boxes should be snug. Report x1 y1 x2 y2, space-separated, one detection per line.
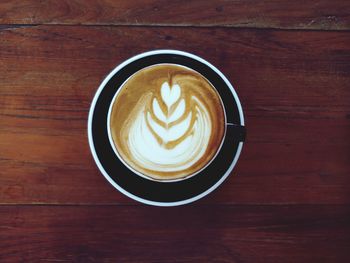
88 50 245 206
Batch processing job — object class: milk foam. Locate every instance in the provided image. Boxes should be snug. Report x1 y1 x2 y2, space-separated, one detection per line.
127 82 212 173
109 64 226 180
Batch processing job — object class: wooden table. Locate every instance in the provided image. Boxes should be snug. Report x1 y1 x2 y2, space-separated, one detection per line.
1 1 350 262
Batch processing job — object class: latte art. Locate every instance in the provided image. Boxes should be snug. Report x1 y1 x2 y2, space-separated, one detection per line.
128 82 211 173
109 64 225 180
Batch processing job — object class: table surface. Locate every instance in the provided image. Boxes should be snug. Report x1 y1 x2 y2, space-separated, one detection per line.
1 1 350 262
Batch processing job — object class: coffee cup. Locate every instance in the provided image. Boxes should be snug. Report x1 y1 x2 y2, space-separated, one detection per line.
88 50 245 205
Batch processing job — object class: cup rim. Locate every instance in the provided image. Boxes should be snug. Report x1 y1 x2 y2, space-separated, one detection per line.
106 63 228 183
88 49 245 206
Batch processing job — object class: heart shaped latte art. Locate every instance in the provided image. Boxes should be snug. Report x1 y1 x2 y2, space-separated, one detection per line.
160 82 181 109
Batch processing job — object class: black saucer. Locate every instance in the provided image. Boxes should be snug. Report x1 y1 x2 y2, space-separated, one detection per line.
88 50 245 206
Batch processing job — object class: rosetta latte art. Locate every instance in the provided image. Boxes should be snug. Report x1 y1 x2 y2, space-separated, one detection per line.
127 82 211 174
109 64 225 180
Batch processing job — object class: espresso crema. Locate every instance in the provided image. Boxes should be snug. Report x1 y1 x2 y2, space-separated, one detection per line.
109 64 225 180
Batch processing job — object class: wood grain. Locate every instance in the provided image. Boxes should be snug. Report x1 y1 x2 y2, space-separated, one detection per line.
0 26 349 205
1 1 349 261
0 205 349 262
0 0 349 30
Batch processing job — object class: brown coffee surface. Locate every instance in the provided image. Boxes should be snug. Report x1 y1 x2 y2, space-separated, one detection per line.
109 64 225 180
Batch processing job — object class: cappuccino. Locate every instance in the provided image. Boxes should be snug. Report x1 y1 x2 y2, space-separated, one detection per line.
109 64 225 180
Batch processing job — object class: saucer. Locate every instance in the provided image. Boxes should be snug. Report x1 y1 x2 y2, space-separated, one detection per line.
88 50 245 206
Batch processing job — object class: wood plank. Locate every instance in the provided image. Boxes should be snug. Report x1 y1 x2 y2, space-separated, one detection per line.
0 26 349 205
0 205 349 262
0 0 349 30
